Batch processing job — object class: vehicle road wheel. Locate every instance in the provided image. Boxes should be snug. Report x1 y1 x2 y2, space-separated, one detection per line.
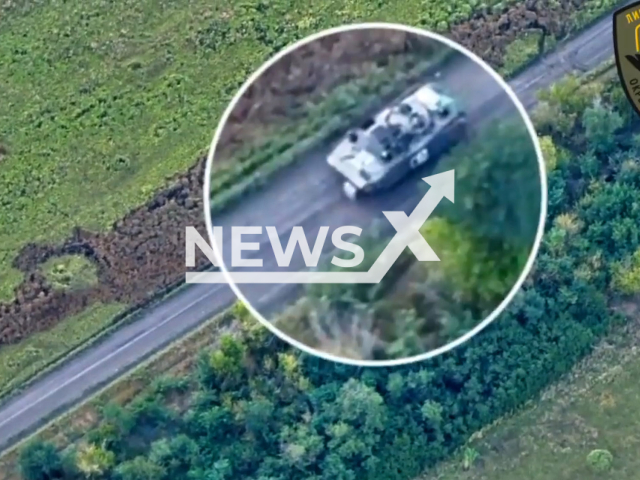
343 181 358 201
410 148 429 169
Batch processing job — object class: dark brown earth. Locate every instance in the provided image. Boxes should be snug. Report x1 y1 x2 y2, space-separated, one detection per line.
0 0 585 345
216 29 441 158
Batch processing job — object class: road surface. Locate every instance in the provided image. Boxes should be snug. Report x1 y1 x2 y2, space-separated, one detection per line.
0 11 621 451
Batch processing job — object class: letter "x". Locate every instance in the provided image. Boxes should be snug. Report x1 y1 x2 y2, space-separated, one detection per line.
367 172 453 281
383 210 439 261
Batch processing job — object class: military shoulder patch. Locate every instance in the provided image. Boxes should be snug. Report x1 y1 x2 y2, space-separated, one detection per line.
614 0 640 116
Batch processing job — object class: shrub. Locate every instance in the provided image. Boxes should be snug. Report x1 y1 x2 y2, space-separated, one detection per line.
586 449 613 472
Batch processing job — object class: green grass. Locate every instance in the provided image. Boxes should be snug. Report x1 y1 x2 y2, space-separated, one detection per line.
500 31 547 77
41 255 99 292
418 304 640 480
0 0 519 302
0 303 126 400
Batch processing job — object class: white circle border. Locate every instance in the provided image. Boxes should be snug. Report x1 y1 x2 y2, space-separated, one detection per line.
203 22 548 368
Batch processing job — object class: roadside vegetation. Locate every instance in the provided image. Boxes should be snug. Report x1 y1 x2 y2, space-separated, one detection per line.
0 0 624 401
0 303 127 402
4 67 639 480
275 116 541 360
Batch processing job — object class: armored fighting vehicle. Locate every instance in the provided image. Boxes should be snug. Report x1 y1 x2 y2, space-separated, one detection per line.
327 82 467 200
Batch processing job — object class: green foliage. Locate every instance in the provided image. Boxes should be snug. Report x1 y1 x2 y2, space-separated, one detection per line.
419 217 528 310
0 0 616 422
434 120 542 248
611 248 640 295
461 447 480 470
0 0 518 304
500 30 543 77
148 435 199 478
209 334 246 378
420 400 444 424
76 442 116 478
538 74 603 117
535 74 603 139
539 135 560 171
41 254 99 292
0 302 126 400
586 449 613 472
86 402 136 456
582 101 624 155
19 440 66 480
0 0 614 412
10 10 640 480
114 456 166 480
275 117 542 359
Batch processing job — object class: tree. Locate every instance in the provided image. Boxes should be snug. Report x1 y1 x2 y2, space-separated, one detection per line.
532 100 576 138
19 440 65 480
76 442 116 478
434 120 542 248
209 334 246 382
114 456 166 480
279 423 325 471
420 400 443 424
535 74 604 141
148 435 199 478
538 135 560 171
333 378 387 433
419 217 528 312
87 402 135 454
242 397 276 439
606 82 637 126
611 248 640 295
582 100 624 154
232 301 270 349
538 74 602 116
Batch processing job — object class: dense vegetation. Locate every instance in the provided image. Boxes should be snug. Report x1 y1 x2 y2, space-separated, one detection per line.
275 117 541 361
14 71 640 480
421 301 640 479
0 0 620 399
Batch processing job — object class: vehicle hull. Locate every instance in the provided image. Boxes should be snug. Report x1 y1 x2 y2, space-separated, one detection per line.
337 113 467 199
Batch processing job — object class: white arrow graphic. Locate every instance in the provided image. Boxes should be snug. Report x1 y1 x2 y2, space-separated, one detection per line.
187 169 455 284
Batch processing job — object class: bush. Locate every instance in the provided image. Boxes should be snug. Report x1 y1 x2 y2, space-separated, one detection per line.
19 440 66 480
586 449 613 472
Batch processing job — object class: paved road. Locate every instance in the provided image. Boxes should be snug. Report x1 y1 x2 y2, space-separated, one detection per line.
0 11 621 451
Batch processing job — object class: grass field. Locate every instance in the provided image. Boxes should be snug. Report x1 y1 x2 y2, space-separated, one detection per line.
0 0 622 300
0 303 127 400
0 0 518 303
1 0 263 302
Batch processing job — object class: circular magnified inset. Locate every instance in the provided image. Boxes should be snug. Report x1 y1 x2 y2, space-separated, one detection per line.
203 23 547 367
